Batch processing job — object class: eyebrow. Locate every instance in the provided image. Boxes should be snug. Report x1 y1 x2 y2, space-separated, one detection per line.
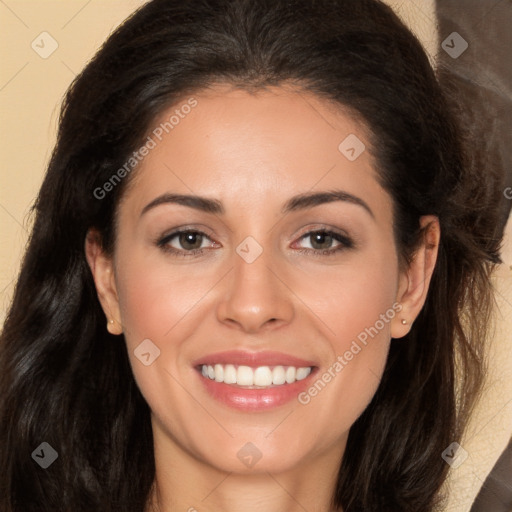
140 189 375 219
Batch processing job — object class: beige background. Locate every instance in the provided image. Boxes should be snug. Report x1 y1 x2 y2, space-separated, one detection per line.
1 1 511 510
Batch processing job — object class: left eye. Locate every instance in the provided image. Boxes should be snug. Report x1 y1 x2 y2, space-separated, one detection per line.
294 230 353 253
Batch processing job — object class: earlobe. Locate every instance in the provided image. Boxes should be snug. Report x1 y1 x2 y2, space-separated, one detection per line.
106 317 123 335
391 215 440 339
84 229 123 335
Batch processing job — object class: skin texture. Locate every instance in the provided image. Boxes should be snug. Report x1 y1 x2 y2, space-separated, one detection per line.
85 84 440 512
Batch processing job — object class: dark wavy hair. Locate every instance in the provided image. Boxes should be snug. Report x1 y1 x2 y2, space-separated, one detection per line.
0 0 504 511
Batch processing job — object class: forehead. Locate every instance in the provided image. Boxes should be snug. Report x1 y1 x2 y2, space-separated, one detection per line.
119 83 391 222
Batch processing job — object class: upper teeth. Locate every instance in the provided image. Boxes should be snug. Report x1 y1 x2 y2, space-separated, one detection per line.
201 364 312 387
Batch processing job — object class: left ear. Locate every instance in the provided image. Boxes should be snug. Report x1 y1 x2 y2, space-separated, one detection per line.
391 215 440 339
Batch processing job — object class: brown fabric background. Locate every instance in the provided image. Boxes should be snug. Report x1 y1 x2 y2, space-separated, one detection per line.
438 0 512 237
437 2 512 510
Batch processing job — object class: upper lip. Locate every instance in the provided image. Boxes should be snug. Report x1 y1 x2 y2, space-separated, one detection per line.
193 350 317 368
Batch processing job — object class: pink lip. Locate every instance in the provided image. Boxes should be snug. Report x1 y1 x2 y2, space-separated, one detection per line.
192 350 317 368
192 350 318 412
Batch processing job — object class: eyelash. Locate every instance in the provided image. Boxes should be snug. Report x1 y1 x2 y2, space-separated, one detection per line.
156 228 354 258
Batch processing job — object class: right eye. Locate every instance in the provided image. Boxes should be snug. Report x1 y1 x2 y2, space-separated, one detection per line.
157 229 218 257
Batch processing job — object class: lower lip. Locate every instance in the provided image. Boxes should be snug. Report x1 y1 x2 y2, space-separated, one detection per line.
196 368 317 411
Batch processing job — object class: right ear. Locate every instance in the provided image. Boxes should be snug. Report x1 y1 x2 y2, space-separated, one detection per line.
84 228 123 335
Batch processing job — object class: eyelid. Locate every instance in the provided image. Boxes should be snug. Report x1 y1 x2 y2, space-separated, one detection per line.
292 223 355 244
157 224 217 242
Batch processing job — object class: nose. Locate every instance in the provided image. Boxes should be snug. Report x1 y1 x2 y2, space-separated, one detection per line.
216 242 295 334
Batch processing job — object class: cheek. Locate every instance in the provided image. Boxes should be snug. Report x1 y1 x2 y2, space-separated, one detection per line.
112 250 224 398
295 239 399 347
114 252 211 346
293 243 399 429
113 254 207 419
331 245 399 376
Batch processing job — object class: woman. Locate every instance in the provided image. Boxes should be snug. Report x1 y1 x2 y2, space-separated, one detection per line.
0 0 503 510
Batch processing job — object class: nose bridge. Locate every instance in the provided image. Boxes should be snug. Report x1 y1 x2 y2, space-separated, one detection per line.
216 234 294 332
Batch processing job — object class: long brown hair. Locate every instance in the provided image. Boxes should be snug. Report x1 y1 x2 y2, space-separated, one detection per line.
0 1 503 510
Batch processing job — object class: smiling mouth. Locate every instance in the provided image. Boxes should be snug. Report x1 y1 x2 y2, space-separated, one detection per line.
198 363 313 388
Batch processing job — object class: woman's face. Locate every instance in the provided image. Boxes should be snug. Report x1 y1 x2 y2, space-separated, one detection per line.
89 84 425 475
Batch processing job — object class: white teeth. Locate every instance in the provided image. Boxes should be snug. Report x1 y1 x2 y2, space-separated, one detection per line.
254 366 272 386
237 365 254 386
223 364 237 384
200 364 313 387
296 367 312 380
272 365 286 385
214 364 224 382
285 366 296 383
